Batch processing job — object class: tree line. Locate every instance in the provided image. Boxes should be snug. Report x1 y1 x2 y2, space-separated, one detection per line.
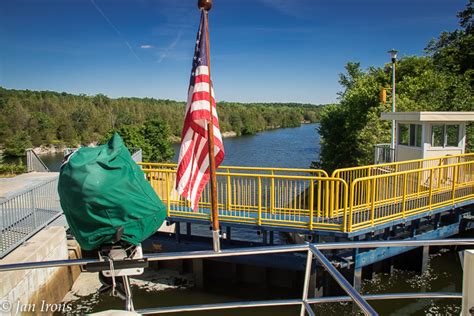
316 0 474 172
0 87 323 158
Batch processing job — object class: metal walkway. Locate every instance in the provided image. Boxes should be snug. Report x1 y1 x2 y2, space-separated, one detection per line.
140 153 474 235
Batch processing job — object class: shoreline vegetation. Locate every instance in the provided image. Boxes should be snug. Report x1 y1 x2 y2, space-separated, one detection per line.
28 120 315 155
0 86 325 164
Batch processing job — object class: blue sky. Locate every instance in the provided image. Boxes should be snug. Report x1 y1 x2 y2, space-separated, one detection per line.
0 0 467 104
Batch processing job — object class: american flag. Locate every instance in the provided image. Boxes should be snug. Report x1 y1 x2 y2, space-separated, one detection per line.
176 12 225 210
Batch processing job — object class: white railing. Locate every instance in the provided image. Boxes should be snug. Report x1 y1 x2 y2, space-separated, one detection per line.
26 149 49 172
0 178 62 258
0 239 473 315
374 143 394 164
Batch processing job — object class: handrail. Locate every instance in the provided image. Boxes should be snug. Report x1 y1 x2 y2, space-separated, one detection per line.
332 152 474 181
141 157 473 233
0 239 473 315
138 162 329 177
3 239 473 272
138 293 463 314
309 244 376 315
25 148 49 172
347 160 474 231
0 177 61 258
142 167 349 231
142 168 333 181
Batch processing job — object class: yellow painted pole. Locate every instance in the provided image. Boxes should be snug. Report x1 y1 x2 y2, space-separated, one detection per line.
270 171 275 214
438 158 443 187
330 180 334 217
370 178 376 226
428 168 434 209
451 165 459 202
401 173 407 218
258 177 262 226
166 173 171 217
325 180 330 217
365 176 370 209
309 180 314 230
226 169 231 211
342 181 348 233
349 181 355 232
316 180 321 217
293 181 297 210
392 164 399 199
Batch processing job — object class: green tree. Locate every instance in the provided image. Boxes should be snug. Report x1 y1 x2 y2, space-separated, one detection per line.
142 120 174 162
0 85 322 152
317 55 473 172
103 120 174 162
425 0 473 82
4 132 32 157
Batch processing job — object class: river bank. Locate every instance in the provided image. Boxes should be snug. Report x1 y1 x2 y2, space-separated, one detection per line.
37 124 321 172
29 121 316 154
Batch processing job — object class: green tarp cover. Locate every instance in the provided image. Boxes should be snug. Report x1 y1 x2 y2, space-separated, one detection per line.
58 133 166 250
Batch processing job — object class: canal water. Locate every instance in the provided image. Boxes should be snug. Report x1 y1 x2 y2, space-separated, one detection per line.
41 123 320 171
42 124 466 315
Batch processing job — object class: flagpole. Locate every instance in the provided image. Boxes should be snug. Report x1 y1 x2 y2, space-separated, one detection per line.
199 0 221 252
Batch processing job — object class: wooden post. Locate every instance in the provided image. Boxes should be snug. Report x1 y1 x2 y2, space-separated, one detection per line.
199 0 220 252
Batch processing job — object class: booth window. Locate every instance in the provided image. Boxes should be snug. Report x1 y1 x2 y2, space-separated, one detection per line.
398 123 422 147
398 124 409 145
432 125 444 147
431 124 460 147
446 125 460 146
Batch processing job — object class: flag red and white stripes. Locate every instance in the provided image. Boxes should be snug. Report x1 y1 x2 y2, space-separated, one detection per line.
176 12 224 210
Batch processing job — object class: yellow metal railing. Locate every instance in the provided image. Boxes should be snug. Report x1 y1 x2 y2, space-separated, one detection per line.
348 160 474 231
141 155 474 233
139 162 329 177
332 152 474 184
330 153 474 216
142 167 347 232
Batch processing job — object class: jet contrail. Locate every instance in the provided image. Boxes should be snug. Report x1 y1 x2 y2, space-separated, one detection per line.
90 0 141 62
157 30 182 63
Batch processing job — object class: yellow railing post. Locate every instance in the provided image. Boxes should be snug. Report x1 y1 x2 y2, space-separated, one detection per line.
270 170 275 214
451 164 459 202
417 161 422 197
401 173 407 218
342 181 348 233
438 158 443 186
166 172 171 217
226 169 231 211
370 178 376 227
309 180 314 230
392 164 399 199
349 181 356 232
317 179 322 217
258 177 262 226
325 180 330 217
330 180 334 217
428 168 434 209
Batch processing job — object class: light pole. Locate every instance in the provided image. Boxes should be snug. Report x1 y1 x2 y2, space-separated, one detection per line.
388 49 398 161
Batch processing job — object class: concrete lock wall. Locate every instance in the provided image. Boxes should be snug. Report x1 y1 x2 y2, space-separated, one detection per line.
0 226 77 315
